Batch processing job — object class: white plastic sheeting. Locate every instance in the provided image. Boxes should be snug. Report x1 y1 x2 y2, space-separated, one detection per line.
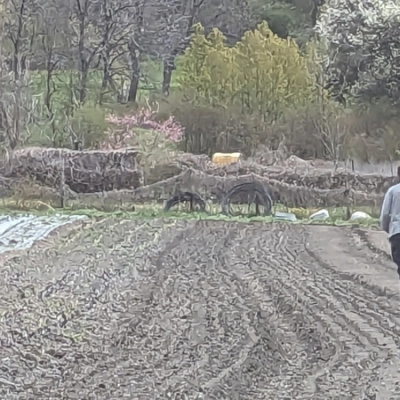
349 211 372 221
274 212 297 222
309 209 330 221
0 214 87 254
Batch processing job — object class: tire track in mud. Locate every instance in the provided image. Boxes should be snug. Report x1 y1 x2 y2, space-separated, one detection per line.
352 228 393 262
54 218 194 399
227 224 348 398
141 222 334 399
4 219 400 399
299 225 400 399
135 221 283 399
140 221 400 399
289 226 400 398
0 218 188 399
190 223 400 399
144 222 248 400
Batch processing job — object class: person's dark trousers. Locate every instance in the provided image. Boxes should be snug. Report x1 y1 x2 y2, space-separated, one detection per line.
390 233 400 278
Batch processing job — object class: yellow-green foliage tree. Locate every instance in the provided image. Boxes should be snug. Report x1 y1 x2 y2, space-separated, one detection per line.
177 21 321 120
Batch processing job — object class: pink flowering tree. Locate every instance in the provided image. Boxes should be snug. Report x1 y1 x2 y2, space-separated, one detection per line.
101 104 185 184
101 105 184 149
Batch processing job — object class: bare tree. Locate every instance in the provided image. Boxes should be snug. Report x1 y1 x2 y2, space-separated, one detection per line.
312 111 346 170
0 0 42 149
197 0 252 43
67 0 104 104
94 0 137 104
126 0 147 103
155 0 205 96
35 0 69 145
5 0 40 79
149 0 252 96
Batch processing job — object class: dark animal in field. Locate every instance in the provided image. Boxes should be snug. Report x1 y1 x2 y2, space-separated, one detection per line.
164 191 206 212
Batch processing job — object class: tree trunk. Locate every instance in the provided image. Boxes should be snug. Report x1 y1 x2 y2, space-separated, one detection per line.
128 46 140 103
128 72 139 103
162 59 176 96
100 58 109 105
79 69 88 104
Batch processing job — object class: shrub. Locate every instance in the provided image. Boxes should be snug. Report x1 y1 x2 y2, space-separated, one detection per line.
176 21 321 120
156 97 268 156
102 104 183 150
102 104 184 184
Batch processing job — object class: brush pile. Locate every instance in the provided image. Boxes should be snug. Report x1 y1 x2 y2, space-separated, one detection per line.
0 147 143 193
0 147 393 210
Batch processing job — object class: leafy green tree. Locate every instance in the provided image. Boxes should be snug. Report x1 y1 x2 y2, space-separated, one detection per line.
177 21 320 120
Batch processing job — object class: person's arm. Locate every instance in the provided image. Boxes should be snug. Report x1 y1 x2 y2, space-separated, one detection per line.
380 189 393 233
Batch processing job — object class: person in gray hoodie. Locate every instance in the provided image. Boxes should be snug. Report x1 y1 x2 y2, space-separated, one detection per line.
380 182 400 278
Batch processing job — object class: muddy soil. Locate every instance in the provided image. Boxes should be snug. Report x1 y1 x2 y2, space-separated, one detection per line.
0 219 399 399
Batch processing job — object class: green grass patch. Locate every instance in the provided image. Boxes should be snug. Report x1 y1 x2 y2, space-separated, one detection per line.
31 58 183 106
0 201 380 228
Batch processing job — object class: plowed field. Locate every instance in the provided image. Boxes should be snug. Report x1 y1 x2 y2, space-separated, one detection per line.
0 218 400 399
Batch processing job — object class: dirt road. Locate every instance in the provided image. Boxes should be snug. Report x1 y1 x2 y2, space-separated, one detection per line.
0 218 400 399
